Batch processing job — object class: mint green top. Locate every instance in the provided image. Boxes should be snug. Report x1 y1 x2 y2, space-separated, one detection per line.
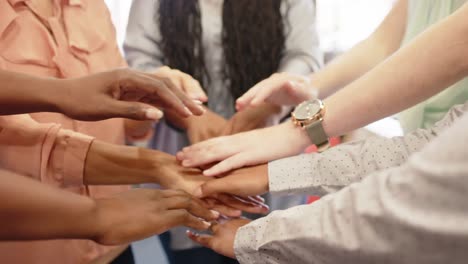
398 0 468 133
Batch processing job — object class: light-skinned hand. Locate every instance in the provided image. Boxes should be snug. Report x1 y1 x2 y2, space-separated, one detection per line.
177 121 311 176
236 72 317 111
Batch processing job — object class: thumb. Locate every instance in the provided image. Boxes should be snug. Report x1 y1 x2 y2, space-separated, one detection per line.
108 100 164 121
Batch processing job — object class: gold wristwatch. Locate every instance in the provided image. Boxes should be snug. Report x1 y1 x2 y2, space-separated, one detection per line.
291 99 329 151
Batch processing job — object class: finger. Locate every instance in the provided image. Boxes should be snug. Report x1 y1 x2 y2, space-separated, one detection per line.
158 75 205 116
210 222 220 233
186 230 213 248
165 209 212 231
203 153 250 177
181 141 236 168
202 198 242 218
236 195 269 210
249 85 277 107
249 195 265 203
217 194 269 215
236 85 262 111
139 72 194 117
181 75 208 102
108 100 164 121
164 196 219 221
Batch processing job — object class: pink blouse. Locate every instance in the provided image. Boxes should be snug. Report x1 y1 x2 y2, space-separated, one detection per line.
0 0 130 263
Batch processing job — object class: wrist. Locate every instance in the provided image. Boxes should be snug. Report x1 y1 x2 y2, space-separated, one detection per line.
35 77 65 113
84 141 162 185
71 197 102 241
284 120 312 149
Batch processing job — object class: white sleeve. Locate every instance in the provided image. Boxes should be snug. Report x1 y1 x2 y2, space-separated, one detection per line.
124 0 164 71
268 102 468 196
278 0 323 75
235 111 468 264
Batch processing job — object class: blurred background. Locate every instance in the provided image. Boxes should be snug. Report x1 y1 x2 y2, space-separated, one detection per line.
104 0 395 57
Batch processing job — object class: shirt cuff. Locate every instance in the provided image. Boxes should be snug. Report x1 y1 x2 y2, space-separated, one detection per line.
268 153 341 196
50 128 94 187
269 154 315 195
234 221 262 263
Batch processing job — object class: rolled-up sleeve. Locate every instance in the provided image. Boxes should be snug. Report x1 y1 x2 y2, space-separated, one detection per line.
278 0 323 75
268 102 468 196
0 114 93 187
235 112 468 264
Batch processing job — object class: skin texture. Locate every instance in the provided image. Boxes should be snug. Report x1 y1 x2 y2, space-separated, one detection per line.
83 140 269 216
0 169 218 243
193 164 269 198
187 218 252 259
177 0 468 177
0 68 206 121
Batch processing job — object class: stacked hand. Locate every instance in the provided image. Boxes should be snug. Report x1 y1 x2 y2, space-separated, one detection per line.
94 188 218 245
155 151 269 217
176 121 311 176
187 218 251 259
235 72 317 111
59 68 206 122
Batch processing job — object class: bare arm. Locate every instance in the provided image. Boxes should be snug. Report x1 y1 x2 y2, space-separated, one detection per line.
0 68 205 120
178 2 468 176
314 0 408 98
0 169 216 244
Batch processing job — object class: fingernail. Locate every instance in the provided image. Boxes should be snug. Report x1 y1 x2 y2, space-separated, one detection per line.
203 169 212 176
194 187 202 197
184 107 193 116
210 210 220 218
176 152 184 160
145 108 164 120
203 221 212 228
182 160 191 167
193 99 203 105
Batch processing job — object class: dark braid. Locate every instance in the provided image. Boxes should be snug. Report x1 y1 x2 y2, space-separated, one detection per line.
158 0 286 100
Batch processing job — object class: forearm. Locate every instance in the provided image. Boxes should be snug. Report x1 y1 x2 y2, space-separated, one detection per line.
84 141 159 185
313 0 407 99
322 3 468 138
0 170 98 241
312 37 395 99
83 140 173 186
236 113 468 264
0 70 63 115
269 102 468 196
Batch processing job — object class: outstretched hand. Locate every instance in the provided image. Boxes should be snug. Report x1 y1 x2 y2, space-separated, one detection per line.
194 165 270 198
187 218 252 259
155 152 269 216
93 188 218 245
236 72 317 111
60 68 206 121
177 121 311 176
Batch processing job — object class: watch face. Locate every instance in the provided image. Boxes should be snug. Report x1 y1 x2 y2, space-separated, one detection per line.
294 100 321 120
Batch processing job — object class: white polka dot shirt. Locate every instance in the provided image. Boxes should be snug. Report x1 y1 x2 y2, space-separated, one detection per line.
234 102 468 264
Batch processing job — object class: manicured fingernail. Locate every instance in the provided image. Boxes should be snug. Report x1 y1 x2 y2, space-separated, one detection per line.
210 210 220 218
203 221 211 228
193 99 203 105
145 108 164 120
194 187 202 197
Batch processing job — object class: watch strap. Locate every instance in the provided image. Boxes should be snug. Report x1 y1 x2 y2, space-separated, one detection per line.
305 120 328 147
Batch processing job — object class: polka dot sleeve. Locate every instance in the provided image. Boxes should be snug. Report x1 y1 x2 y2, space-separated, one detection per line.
268 102 468 196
